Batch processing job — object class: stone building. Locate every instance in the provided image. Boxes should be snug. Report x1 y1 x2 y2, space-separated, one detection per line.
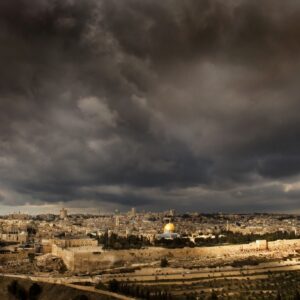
0 231 28 244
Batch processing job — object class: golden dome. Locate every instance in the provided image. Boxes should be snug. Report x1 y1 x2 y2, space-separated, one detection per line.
164 222 175 233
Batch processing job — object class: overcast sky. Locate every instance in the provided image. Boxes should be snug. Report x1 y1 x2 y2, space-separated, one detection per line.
1 0 300 214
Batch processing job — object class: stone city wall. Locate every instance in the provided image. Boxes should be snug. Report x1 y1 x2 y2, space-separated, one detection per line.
268 239 300 250
52 239 300 272
52 244 75 270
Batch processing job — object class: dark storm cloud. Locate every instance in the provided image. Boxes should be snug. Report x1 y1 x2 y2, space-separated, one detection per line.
1 0 300 212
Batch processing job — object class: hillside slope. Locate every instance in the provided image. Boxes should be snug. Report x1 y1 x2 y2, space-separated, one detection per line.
0 276 114 300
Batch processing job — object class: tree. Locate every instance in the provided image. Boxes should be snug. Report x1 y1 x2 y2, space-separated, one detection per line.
28 253 35 264
294 290 300 300
73 296 89 300
276 291 282 300
108 279 119 293
210 290 218 300
160 258 169 268
7 280 27 300
29 283 42 300
95 282 107 290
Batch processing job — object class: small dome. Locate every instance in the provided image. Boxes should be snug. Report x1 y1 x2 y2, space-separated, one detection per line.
164 223 175 233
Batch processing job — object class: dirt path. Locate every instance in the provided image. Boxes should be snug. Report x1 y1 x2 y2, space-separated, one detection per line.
65 283 135 300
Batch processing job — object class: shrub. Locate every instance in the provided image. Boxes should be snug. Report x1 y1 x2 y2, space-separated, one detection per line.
160 258 169 268
73 295 89 300
29 283 42 300
7 280 27 300
108 279 119 293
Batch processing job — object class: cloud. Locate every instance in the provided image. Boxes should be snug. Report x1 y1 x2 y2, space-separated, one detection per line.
0 0 300 212
78 96 118 126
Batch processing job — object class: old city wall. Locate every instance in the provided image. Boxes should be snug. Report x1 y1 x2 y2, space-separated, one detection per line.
89 239 300 267
268 239 300 250
53 239 300 272
99 244 243 263
52 244 74 270
73 251 111 273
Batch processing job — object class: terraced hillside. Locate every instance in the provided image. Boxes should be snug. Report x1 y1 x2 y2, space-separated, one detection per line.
97 261 300 299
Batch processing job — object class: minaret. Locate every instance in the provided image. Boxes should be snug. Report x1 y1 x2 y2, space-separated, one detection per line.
131 207 136 217
60 208 68 220
115 215 120 227
226 220 229 231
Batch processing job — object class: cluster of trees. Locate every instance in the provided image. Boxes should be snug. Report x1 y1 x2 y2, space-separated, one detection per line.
230 256 264 268
183 289 300 300
106 280 226 300
154 237 194 248
98 232 151 250
276 291 299 300
152 230 300 249
96 229 299 250
26 226 37 236
7 280 91 300
7 280 42 300
107 279 173 299
194 230 299 247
